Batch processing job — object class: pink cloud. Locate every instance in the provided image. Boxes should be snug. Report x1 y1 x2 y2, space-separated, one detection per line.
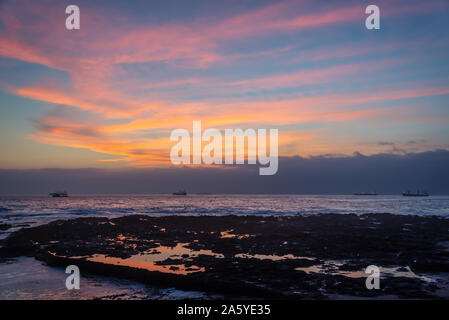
1 0 448 165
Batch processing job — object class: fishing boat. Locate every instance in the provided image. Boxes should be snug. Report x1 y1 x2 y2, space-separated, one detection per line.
173 189 187 195
402 190 429 197
49 190 68 197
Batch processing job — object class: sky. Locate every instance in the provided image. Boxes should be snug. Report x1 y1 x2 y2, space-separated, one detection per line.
1 150 448 194
0 0 448 193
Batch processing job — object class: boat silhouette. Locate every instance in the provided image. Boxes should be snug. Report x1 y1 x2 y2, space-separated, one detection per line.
402 190 429 197
354 191 377 196
49 190 68 197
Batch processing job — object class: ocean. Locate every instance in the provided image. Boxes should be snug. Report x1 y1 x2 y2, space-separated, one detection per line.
1 194 449 234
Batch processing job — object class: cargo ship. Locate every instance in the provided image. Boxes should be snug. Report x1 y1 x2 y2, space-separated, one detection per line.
402 190 429 197
354 191 377 196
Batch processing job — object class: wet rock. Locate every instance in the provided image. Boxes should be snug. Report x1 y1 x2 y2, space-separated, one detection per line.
1 213 448 299
0 223 11 231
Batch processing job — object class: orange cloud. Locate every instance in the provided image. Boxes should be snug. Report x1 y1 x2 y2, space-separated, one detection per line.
1 0 448 167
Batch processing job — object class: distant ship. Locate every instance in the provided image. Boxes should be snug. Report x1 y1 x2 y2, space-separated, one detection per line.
173 189 187 195
49 190 68 197
354 191 377 196
402 190 429 197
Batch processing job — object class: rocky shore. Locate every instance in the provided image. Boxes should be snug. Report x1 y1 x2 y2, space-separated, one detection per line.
0 223 11 231
1 213 448 299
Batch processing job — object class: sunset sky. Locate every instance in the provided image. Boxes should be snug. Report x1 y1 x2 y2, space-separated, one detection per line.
0 0 448 169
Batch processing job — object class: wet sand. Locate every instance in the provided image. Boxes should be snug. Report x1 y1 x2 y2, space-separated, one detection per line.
1 213 449 299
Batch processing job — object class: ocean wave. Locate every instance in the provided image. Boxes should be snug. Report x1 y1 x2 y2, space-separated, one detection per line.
0 195 448 232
